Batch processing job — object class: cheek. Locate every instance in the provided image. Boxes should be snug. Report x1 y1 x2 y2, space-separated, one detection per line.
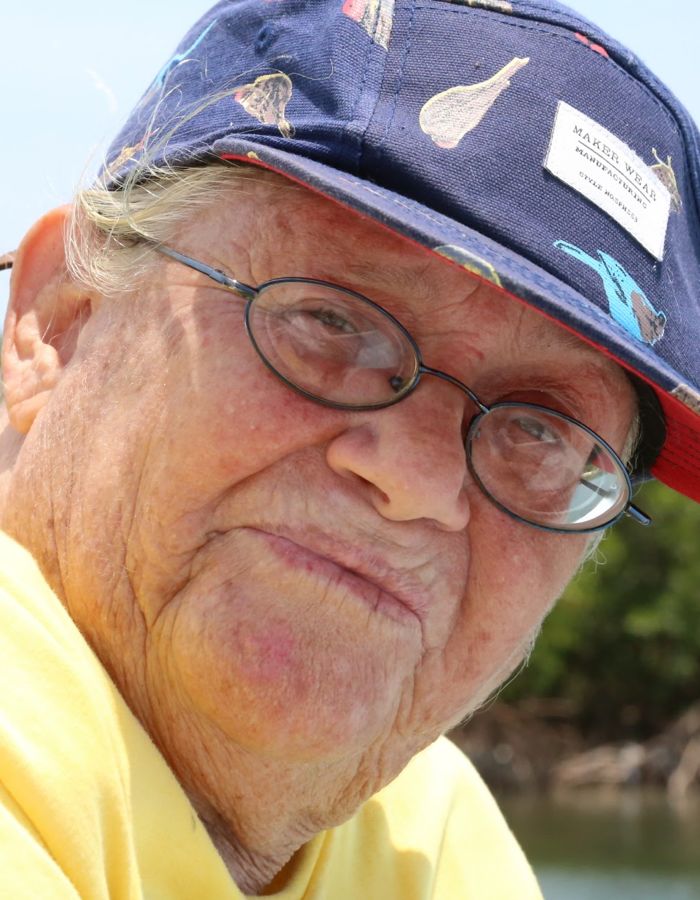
113 303 347 626
417 509 587 725
476 523 586 649
147 307 340 512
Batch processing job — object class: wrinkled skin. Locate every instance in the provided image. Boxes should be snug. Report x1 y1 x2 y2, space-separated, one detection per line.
0 174 636 891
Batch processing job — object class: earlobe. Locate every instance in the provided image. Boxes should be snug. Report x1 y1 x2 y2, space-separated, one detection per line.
2 206 94 435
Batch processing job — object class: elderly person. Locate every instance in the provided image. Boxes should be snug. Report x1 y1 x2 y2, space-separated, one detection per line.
1 0 698 897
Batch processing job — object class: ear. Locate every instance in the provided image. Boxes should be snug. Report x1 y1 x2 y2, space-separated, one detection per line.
2 206 95 435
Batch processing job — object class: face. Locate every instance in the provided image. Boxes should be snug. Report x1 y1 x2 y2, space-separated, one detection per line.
10 174 636 814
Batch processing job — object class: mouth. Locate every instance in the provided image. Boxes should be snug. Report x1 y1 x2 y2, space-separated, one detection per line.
248 527 425 627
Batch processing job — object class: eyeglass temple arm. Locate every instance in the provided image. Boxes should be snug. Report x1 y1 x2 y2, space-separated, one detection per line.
148 242 256 299
1 242 257 302
627 504 652 526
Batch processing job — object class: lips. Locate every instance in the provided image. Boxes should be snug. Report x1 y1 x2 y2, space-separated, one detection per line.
247 526 429 626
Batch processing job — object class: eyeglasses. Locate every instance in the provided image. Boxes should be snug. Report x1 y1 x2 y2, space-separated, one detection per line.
152 242 651 534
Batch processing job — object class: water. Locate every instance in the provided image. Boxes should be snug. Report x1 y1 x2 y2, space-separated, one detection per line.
537 868 700 899
497 789 700 899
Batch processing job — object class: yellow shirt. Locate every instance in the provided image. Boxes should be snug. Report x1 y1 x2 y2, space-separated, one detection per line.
0 532 542 899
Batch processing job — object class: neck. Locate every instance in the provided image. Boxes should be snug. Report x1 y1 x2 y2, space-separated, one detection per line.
0 409 68 597
148 704 380 894
0 409 23 517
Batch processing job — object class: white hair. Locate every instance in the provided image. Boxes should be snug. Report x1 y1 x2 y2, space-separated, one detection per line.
65 162 255 297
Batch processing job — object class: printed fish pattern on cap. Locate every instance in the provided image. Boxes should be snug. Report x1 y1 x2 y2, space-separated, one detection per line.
554 241 667 345
651 149 682 212
233 73 295 138
420 57 529 149
106 130 159 176
342 0 395 49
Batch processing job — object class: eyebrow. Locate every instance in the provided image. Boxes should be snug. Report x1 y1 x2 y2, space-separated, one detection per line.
529 314 626 373
341 260 440 302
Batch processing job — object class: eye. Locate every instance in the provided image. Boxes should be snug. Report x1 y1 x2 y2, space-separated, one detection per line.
510 415 564 446
280 301 369 365
488 410 574 478
280 301 369 348
305 307 359 335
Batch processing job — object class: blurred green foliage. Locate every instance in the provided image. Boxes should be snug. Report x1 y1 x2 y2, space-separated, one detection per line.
503 481 700 740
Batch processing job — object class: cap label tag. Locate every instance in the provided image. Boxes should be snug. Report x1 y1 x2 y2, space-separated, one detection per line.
545 101 671 260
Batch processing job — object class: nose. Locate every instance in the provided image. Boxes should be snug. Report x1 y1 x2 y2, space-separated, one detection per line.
325 379 471 531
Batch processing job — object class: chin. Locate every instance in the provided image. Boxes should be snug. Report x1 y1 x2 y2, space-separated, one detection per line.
166 606 420 765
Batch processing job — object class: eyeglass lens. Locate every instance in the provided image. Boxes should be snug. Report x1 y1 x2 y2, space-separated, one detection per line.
247 280 419 407
468 405 629 530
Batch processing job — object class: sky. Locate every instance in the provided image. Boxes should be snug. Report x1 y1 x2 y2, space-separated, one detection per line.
2 1 698 319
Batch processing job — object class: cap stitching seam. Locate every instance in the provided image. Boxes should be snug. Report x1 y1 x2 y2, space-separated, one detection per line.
355 15 396 175
380 0 418 147
346 13 379 176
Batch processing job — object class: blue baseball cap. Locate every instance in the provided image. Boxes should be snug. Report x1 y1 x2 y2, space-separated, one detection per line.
100 0 700 502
